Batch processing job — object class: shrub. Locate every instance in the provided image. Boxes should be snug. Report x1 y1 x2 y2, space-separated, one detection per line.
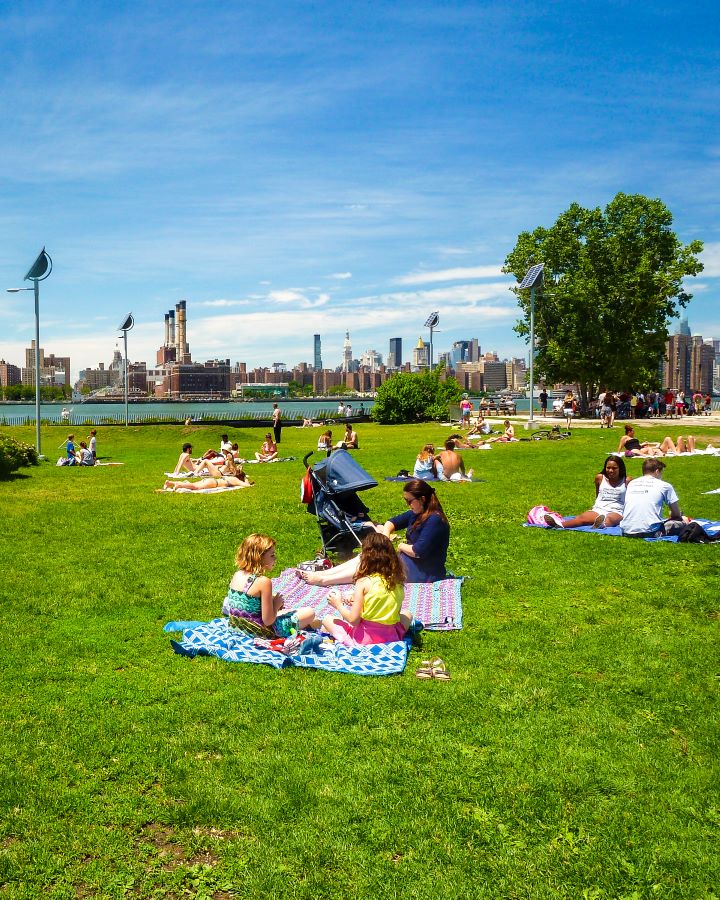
0 433 39 477
371 370 463 424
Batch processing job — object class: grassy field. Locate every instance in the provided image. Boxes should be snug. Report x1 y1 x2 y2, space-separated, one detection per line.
1 420 719 900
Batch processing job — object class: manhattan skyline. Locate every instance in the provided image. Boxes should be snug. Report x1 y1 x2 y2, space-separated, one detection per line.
1 1 718 382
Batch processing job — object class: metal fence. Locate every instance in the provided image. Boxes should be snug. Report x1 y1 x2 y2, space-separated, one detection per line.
0 407 341 427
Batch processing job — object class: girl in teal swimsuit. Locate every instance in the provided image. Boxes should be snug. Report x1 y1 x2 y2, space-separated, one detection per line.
222 534 318 636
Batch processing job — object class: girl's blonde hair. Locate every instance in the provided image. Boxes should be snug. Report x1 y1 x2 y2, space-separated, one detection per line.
235 533 276 574
417 443 435 462
355 532 405 590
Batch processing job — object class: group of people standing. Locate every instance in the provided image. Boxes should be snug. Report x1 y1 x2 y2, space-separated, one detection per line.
597 388 712 422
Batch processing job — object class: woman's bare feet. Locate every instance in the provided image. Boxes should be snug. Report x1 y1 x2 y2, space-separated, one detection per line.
296 568 322 585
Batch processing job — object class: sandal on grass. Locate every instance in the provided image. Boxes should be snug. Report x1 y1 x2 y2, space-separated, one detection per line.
431 657 451 681
415 659 434 680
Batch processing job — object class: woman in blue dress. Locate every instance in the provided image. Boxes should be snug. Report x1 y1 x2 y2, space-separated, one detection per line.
298 480 450 585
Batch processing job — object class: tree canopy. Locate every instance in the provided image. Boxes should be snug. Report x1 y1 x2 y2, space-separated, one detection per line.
503 193 704 406
371 369 462 424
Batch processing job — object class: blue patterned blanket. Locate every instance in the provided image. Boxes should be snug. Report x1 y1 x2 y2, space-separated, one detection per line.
524 517 720 542
164 619 410 676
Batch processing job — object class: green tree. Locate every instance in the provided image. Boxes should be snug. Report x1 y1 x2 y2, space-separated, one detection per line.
503 193 704 408
372 369 462 424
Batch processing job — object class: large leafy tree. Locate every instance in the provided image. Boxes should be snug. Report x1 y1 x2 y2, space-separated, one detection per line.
372 369 462 424
503 193 704 408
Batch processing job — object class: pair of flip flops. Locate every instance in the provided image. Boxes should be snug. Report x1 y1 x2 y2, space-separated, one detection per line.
415 657 450 681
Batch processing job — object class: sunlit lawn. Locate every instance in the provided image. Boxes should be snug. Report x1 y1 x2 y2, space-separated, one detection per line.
1 419 718 899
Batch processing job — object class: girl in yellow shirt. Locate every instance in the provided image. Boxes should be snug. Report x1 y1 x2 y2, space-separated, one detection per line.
323 533 411 646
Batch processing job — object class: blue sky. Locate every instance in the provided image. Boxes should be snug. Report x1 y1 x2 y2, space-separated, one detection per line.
1 0 718 380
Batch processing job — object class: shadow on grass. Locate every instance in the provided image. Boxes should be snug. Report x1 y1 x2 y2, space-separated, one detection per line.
0 470 34 482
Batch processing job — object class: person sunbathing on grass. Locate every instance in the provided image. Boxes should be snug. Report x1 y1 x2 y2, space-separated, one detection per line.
485 420 516 443
618 426 714 457
544 455 632 530
434 439 474 482
160 458 254 492
255 433 278 462
172 442 196 474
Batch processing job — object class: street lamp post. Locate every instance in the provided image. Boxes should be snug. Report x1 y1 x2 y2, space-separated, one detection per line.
517 263 544 428
424 312 439 369
118 314 135 427
6 248 53 458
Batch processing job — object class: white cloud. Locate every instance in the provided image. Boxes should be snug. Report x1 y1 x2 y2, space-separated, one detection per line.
394 265 507 285
267 290 330 308
699 242 720 277
200 299 250 308
329 272 352 280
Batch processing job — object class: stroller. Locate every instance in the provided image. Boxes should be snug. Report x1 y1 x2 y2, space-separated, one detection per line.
301 450 378 559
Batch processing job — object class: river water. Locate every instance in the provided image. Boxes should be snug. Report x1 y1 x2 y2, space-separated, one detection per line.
0 396 539 426
0 399 376 426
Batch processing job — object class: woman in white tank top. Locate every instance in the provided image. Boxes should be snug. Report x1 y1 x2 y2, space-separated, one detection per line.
543 456 632 529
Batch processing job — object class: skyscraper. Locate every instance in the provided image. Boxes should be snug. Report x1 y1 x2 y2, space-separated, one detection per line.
342 331 353 372
412 337 429 369
314 334 322 369
388 337 402 368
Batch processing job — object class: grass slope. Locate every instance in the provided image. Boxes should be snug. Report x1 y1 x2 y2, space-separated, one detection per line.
1 421 719 899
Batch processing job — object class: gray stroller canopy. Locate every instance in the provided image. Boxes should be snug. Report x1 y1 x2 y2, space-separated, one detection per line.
311 449 377 494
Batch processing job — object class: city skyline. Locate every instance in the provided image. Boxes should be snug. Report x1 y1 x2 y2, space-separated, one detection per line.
1 2 719 379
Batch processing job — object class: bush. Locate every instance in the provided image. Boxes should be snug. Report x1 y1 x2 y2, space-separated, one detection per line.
0 433 39 477
371 370 463 424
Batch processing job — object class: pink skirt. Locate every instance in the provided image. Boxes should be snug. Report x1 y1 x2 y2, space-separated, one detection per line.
327 617 407 647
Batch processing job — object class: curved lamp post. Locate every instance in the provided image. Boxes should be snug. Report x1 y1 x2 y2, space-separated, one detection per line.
517 263 544 428
118 313 134 427
424 311 439 369
6 248 53 457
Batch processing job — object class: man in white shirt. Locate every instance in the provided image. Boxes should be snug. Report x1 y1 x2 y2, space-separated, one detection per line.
620 458 684 538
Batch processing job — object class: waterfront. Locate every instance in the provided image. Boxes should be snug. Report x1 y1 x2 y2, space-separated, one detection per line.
0 399 376 426
0 396 549 427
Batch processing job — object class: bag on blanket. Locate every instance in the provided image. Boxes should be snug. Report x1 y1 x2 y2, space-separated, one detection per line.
677 521 720 543
527 504 562 526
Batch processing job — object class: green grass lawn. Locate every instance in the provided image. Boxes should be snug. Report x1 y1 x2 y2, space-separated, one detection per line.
1 421 719 900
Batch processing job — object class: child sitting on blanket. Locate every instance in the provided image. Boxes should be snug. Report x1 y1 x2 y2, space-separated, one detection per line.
322 532 412 646
222 534 318 636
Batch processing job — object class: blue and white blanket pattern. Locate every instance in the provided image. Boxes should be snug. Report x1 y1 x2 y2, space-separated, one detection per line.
524 517 720 542
164 618 409 676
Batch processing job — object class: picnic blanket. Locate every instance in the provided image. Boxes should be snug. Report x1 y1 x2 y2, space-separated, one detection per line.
159 484 247 494
241 456 297 465
609 449 720 459
164 618 409 676
271 570 462 630
384 475 484 483
524 517 720 543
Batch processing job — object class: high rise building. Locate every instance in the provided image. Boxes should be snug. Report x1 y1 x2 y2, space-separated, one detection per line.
360 349 382 371
388 337 402 368
663 332 715 393
314 334 322 370
412 337 429 369
0 360 21 388
22 341 70 387
342 331 353 372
